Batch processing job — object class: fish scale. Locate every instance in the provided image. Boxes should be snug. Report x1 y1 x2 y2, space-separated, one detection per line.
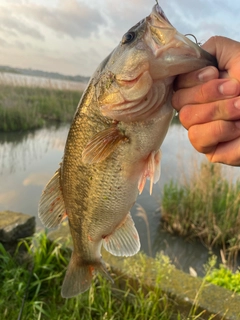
38 3 217 298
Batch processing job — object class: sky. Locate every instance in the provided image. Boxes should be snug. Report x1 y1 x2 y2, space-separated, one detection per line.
0 0 240 77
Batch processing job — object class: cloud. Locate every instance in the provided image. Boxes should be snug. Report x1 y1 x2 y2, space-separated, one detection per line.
0 6 44 40
0 36 8 47
162 0 240 41
14 40 26 50
102 0 151 41
1 0 240 77
16 0 107 39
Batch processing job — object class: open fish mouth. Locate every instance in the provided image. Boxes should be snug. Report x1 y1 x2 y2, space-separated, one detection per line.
99 3 217 123
140 4 217 80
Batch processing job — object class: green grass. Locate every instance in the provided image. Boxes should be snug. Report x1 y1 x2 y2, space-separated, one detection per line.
0 232 229 320
203 254 240 294
161 161 240 264
206 264 240 294
0 85 81 131
0 233 173 320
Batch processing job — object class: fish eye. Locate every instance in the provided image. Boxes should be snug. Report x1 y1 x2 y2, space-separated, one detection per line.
122 32 136 44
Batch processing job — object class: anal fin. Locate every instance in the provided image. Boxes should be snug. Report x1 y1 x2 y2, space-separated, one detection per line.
38 168 67 228
103 213 140 257
138 149 161 195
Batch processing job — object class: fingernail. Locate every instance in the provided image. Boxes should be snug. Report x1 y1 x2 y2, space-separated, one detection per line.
234 98 240 110
218 79 239 96
198 67 216 81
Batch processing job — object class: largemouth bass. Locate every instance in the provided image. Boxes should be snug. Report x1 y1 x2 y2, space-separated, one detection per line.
39 3 217 298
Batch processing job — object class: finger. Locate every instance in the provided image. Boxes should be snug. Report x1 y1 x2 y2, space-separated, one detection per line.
206 137 240 166
202 36 240 72
188 120 240 154
179 96 240 129
172 78 240 111
174 66 219 90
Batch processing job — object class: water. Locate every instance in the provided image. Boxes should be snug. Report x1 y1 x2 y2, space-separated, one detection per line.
1 122 240 276
0 72 86 91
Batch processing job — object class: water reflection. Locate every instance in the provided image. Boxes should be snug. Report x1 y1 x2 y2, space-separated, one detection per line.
0 124 68 174
0 122 240 273
0 124 69 224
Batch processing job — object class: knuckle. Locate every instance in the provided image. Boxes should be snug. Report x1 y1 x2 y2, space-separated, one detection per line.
188 126 201 150
206 151 218 163
179 107 191 129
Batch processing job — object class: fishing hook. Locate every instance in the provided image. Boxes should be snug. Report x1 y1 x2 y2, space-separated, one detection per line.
185 33 202 46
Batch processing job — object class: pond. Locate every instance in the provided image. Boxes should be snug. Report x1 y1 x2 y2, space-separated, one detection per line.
1 121 240 276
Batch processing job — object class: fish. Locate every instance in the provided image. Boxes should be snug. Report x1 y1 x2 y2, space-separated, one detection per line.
38 3 217 298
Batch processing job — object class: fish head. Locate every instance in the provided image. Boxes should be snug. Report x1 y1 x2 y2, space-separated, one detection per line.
147 4 217 78
95 4 217 122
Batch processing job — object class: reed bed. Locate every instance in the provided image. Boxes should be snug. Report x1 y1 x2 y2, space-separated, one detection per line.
161 161 240 264
0 72 87 91
0 84 81 131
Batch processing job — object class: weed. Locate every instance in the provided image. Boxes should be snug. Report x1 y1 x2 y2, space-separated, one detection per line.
205 256 240 294
0 85 81 131
0 232 227 320
161 161 240 265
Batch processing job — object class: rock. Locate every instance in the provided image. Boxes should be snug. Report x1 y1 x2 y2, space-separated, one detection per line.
0 211 35 242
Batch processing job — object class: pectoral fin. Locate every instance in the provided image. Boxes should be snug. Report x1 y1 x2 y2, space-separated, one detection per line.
103 213 140 256
82 126 128 164
38 168 67 228
138 149 161 195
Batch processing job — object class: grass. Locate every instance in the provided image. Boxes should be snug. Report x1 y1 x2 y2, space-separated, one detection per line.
0 233 173 320
206 262 240 294
0 85 81 131
0 231 232 320
161 161 240 265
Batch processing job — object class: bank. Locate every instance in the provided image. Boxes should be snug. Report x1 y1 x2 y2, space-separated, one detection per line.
1 210 240 319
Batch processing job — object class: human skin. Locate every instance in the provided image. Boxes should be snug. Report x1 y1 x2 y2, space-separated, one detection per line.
172 36 240 166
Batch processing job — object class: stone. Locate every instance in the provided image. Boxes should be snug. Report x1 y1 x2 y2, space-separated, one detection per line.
0 210 35 242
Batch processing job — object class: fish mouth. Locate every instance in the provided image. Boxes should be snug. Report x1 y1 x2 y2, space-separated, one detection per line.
116 71 144 87
146 4 217 77
153 3 173 27
98 4 217 124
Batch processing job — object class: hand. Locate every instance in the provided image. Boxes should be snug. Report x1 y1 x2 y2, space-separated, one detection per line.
172 36 240 166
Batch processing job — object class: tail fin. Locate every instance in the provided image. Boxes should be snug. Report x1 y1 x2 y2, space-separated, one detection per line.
61 252 113 298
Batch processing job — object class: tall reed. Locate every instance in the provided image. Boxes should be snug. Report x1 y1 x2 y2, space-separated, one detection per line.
161 161 240 264
0 85 81 131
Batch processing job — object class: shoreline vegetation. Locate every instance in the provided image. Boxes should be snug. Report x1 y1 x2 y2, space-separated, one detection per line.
1 232 239 320
161 161 240 267
0 65 90 84
0 84 82 131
